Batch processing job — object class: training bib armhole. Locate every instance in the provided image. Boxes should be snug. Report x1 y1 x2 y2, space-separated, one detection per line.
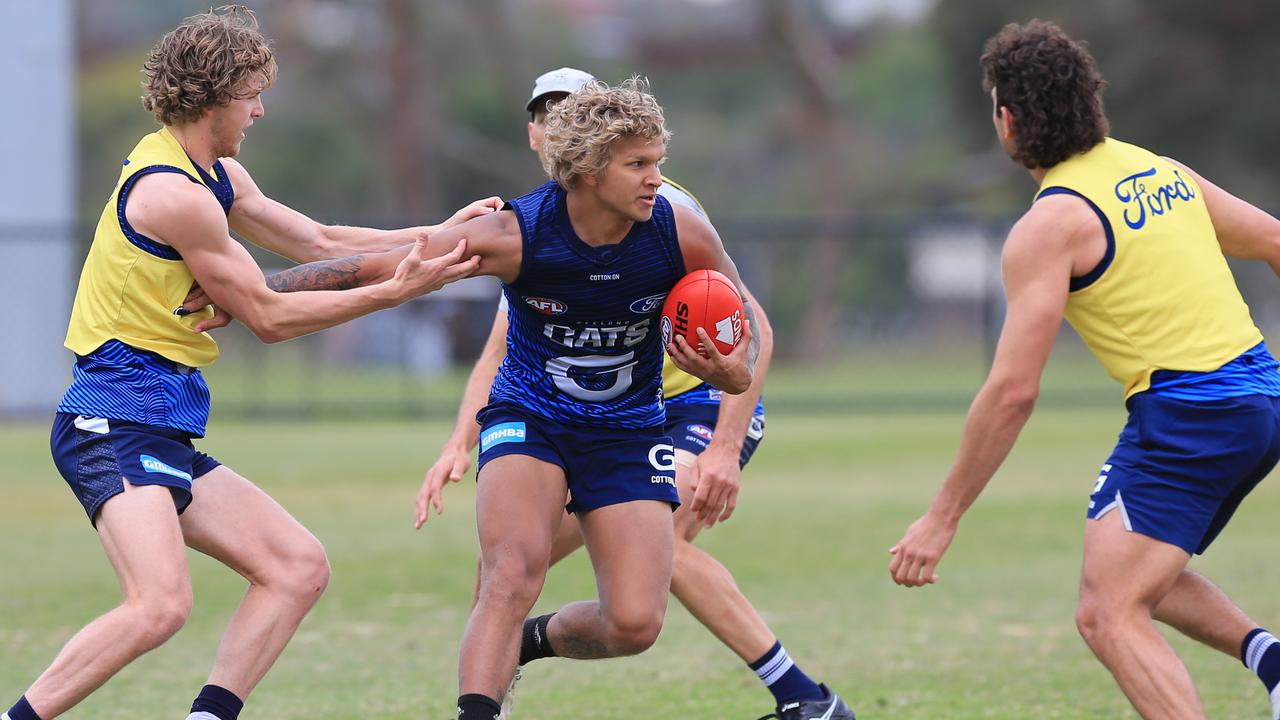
1037 186 1116 292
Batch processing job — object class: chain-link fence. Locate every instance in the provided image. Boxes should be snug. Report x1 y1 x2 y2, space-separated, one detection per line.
10 208 1280 421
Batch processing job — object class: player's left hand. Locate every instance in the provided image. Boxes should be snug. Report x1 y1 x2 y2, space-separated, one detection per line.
667 318 753 394
414 439 471 529
438 196 503 229
888 511 957 587
688 443 741 528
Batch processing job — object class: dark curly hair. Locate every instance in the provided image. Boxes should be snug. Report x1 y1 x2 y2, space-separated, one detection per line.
141 5 277 126
981 20 1108 169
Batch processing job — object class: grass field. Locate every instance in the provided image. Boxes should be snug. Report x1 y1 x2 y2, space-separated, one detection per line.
2 354 1279 719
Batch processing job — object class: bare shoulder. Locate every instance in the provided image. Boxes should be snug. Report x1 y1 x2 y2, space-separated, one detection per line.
1001 195 1098 278
218 157 260 196
126 171 228 249
1012 194 1097 247
673 202 717 240
673 203 722 270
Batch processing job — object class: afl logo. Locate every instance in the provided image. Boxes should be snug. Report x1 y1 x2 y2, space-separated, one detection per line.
525 296 568 315
630 293 667 314
660 315 673 346
688 424 714 441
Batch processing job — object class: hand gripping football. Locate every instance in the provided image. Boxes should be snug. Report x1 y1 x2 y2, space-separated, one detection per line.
660 269 744 356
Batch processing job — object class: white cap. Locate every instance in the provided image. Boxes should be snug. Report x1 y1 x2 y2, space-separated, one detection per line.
525 67 596 113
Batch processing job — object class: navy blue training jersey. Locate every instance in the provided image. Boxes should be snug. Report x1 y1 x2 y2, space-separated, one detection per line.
490 181 686 429
58 340 212 437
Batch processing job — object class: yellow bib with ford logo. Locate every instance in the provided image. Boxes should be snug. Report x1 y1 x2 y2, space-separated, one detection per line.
1037 138 1261 399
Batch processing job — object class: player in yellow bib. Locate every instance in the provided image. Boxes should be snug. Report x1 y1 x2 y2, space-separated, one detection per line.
3 7 494 720
413 69 853 720
890 21 1280 720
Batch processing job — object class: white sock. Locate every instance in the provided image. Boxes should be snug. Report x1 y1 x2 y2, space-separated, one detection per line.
185 713 221 720
4 712 12 720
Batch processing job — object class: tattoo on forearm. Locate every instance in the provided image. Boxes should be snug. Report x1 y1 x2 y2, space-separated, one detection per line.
742 296 761 369
266 255 366 292
556 633 612 659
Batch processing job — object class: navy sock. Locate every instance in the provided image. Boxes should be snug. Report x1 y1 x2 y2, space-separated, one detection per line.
518 613 557 666
190 684 244 720
5 697 41 720
456 693 500 720
748 641 825 705
1243 628 1280 720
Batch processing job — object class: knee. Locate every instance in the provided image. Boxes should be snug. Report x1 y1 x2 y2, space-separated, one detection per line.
131 590 193 649
479 552 546 611
1074 598 1104 647
1075 591 1142 650
290 537 331 600
266 535 331 604
604 608 665 656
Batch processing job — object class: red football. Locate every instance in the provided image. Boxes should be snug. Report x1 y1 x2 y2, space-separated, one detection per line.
660 269 745 356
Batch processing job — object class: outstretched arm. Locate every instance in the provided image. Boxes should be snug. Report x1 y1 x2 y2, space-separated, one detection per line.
1165 158 1280 276
252 210 521 292
888 196 1087 588
131 173 478 343
222 157 502 262
189 209 523 333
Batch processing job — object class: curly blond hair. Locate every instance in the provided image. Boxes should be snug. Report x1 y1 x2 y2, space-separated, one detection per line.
541 77 671 189
141 5 277 126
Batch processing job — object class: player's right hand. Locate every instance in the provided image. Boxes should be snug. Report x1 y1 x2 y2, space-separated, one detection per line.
668 318 753 394
888 511 956 587
414 440 472 529
392 235 481 302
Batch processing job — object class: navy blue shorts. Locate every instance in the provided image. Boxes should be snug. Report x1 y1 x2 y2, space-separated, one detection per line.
1087 393 1280 555
476 404 679 514
664 402 765 468
50 413 221 525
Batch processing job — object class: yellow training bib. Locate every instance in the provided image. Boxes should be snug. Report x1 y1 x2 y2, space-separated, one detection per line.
1037 138 1262 398
65 128 231 367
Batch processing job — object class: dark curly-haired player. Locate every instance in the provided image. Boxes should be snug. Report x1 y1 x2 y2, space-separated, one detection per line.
890 20 1280 720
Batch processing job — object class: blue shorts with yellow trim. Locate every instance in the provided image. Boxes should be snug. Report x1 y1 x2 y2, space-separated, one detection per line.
50 412 220 525
664 402 765 467
1087 393 1280 555
476 402 679 514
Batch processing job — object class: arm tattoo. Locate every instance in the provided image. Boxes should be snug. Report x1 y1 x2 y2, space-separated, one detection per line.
742 295 761 369
266 255 366 293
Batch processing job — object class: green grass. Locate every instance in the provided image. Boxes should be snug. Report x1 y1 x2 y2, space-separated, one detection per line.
2 356 1278 718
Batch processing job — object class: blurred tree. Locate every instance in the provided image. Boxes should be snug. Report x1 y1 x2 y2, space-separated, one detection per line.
764 0 854 363
383 0 431 216
933 0 1280 204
